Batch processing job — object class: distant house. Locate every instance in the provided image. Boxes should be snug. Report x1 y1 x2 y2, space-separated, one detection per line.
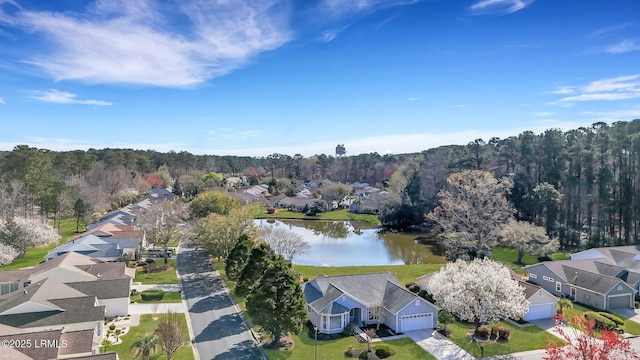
273 197 319 213
304 273 438 335
46 231 142 262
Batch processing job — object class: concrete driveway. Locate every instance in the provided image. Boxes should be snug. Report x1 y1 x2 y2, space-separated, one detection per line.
406 329 475 360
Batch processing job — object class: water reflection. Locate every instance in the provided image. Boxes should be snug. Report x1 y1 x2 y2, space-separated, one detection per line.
254 219 446 266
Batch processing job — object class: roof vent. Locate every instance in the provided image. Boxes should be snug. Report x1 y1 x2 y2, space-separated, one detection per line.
97 273 103 279
24 290 28 294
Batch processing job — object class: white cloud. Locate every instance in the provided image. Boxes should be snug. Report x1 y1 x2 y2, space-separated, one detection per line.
550 75 640 105
0 97 5 104
6 0 291 87
469 0 534 15
452 104 467 108
590 23 633 38
604 40 640 54
316 0 418 20
28 89 112 106
534 112 554 117
407 97 420 101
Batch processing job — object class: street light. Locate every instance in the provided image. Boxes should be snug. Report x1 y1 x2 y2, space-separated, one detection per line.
314 324 318 360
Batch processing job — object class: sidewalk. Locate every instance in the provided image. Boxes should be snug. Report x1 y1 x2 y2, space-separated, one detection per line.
407 329 476 360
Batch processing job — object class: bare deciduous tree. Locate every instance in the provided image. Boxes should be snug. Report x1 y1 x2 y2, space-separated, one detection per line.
138 201 185 264
428 170 514 259
155 310 184 360
259 226 310 261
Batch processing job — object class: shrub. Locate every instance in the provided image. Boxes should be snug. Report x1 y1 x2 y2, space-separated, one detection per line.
375 346 392 359
408 284 420 293
342 324 355 336
143 263 169 273
584 311 616 330
598 312 624 326
490 327 499 338
359 350 369 359
498 327 510 340
130 289 138 296
405 282 417 289
140 289 165 301
109 324 116 331
476 326 490 338
145 258 155 264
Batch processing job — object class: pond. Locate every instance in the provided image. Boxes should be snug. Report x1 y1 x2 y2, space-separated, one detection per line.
254 219 446 266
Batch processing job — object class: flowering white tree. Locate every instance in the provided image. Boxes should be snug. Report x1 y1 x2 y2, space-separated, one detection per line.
499 219 559 264
14 217 60 246
426 258 528 328
0 243 19 266
258 226 310 261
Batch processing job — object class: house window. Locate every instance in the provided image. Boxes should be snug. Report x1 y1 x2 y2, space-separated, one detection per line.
0 283 18 295
556 282 561 292
529 274 537 279
323 316 328 330
548 277 554 282
618 285 623 291
330 316 342 329
368 308 379 320
415 299 420 306
543 276 549 281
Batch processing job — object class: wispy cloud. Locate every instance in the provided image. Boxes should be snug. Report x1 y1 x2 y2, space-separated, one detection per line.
319 25 350 43
0 97 5 104
469 0 534 15
211 128 262 140
534 112 554 117
28 89 112 106
603 40 640 54
590 23 633 38
407 97 420 102
549 75 640 105
452 104 467 108
3 0 291 87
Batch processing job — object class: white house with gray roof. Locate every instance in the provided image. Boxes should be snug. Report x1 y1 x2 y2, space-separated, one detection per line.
303 273 438 335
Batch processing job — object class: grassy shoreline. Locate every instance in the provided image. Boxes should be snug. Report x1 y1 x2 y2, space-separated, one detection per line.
253 208 381 225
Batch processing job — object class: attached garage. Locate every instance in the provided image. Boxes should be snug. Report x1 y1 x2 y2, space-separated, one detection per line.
524 303 556 321
399 313 434 332
608 294 632 310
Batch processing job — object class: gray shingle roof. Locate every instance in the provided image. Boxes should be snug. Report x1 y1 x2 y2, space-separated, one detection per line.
562 265 627 295
309 272 400 308
0 330 61 360
382 281 419 314
74 262 130 280
67 278 130 299
0 278 87 315
59 329 96 356
0 296 104 329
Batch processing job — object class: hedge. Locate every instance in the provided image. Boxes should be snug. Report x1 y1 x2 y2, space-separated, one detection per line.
140 289 165 301
598 312 624 326
584 311 616 330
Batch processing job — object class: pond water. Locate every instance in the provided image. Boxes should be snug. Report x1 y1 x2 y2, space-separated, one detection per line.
254 219 446 266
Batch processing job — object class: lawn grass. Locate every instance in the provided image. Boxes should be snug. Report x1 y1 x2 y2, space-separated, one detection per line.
490 247 539 275
447 320 564 358
265 333 437 360
562 302 640 336
134 259 179 284
110 314 193 360
551 252 571 261
55 218 84 242
253 208 381 225
294 263 444 286
131 291 183 303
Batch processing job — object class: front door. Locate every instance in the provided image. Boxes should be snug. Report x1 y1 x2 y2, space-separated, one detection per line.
570 287 576 300
350 308 361 323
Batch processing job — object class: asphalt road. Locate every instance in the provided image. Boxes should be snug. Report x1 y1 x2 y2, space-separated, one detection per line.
177 245 266 360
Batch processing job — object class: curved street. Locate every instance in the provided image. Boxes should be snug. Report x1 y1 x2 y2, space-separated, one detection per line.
176 245 266 360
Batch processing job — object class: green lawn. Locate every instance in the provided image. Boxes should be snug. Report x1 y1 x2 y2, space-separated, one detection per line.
490 247 540 275
110 314 193 360
265 333 437 360
131 291 183 303
253 208 381 225
294 264 444 286
134 260 179 284
447 320 564 358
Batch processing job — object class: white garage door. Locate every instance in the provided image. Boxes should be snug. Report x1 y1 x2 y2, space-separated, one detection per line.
525 303 556 321
400 313 433 332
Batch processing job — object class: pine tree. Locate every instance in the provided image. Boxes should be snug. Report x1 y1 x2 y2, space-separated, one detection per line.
235 242 273 296
247 256 306 345
225 234 251 281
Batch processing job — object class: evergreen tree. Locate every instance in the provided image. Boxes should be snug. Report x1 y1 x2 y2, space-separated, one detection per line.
225 234 252 281
246 256 307 345
235 242 274 296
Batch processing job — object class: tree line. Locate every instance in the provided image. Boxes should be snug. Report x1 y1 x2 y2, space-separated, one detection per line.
2 119 640 250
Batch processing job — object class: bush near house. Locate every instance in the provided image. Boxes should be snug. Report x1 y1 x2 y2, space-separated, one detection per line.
140 290 165 301
598 312 624 326
584 311 616 330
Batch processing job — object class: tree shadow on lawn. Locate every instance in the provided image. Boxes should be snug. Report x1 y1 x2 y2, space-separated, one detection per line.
190 293 233 313
194 313 247 342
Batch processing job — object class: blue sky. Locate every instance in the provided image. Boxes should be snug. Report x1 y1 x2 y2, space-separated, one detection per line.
0 0 639 157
